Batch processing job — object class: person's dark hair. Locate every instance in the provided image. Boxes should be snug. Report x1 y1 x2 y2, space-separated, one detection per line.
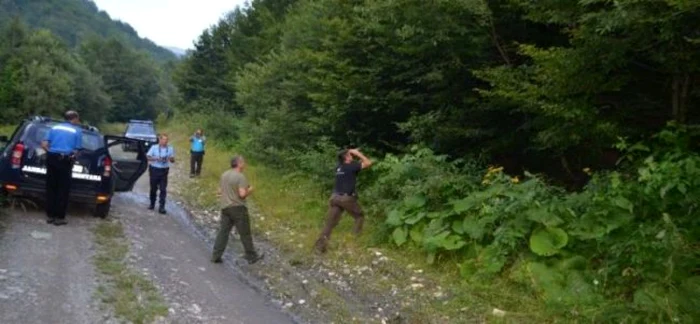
231 155 243 168
64 110 79 121
337 149 349 165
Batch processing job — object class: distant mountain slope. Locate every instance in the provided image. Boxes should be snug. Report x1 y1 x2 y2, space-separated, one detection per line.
0 0 176 61
165 46 187 57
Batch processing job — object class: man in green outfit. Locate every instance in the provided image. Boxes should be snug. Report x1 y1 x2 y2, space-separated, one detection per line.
211 156 264 264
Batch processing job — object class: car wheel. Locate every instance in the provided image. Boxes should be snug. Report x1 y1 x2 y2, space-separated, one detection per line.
94 200 111 219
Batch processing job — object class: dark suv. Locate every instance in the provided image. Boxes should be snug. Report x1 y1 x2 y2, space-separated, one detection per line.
123 119 157 151
0 116 149 218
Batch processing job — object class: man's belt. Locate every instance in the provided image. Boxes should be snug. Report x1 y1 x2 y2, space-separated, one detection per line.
48 151 74 159
334 192 356 196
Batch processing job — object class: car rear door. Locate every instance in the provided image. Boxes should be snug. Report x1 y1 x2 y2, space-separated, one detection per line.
104 135 148 192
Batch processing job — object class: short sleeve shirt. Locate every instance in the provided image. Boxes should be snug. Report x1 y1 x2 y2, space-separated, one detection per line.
147 145 175 168
44 122 82 154
333 161 362 194
220 169 249 209
190 135 206 152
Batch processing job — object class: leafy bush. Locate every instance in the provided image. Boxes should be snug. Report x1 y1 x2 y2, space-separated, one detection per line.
377 127 700 321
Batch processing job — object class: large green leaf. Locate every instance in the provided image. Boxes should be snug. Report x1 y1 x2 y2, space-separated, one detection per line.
451 219 465 234
463 216 485 240
529 227 569 256
404 195 426 209
526 208 564 227
392 227 408 246
405 212 426 225
385 209 402 226
612 196 633 213
452 198 472 213
410 225 424 243
441 235 467 250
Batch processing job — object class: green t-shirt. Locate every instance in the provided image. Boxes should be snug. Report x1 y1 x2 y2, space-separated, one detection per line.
220 169 249 208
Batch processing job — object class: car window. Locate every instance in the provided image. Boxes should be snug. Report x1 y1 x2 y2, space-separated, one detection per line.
126 123 154 135
25 123 104 151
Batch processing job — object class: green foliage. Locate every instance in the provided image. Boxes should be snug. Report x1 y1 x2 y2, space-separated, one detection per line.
0 20 110 123
174 0 700 321
80 37 164 122
376 126 700 321
0 17 169 124
0 0 175 62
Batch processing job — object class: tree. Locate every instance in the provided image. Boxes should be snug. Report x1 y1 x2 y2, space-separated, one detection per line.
80 37 162 122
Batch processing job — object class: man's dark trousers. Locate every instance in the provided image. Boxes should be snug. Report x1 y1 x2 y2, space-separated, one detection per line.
149 166 169 208
46 152 73 220
314 194 364 252
190 151 204 176
212 205 256 261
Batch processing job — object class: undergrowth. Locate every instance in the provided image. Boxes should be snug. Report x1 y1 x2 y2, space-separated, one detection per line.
162 114 700 323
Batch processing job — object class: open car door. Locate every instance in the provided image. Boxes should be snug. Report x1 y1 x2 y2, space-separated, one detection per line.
104 135 148 192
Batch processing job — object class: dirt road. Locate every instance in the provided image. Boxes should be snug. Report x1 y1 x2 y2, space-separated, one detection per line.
0 204 106 324
0 174 296 324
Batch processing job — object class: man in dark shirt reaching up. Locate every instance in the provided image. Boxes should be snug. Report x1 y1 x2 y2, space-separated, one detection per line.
314 148 372 254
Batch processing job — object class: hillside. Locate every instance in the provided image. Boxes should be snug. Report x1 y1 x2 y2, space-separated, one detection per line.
0 0 175 61
165 46 187 57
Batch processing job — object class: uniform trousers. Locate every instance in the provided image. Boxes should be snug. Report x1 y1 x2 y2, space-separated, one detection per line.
45 152 73 220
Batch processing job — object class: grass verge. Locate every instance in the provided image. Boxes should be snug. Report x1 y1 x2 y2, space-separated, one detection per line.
160 120 543 323
93 220 169 324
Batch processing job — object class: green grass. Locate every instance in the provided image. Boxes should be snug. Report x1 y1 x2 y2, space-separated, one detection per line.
93 221 169 324
161 119 546 323
0 124 16 136
98 123 127 136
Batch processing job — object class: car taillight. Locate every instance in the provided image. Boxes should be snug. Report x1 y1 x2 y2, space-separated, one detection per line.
11 142 24 169
103 157 112 177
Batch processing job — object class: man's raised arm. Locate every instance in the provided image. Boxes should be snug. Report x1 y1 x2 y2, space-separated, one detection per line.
349 149 372 169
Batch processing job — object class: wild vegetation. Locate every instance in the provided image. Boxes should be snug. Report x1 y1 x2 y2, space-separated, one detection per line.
0 18 175 123
173 0 700 321
0 0 175 61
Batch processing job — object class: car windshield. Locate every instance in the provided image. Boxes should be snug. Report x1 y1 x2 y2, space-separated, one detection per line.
24 123 104 151
127 123 154 135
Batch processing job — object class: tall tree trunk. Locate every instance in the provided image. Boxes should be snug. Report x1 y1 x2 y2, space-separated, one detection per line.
680 73 690 124
672 74 680 122
672 73 691 123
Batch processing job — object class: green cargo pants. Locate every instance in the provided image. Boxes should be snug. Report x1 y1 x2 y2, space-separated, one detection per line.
212 205 257 261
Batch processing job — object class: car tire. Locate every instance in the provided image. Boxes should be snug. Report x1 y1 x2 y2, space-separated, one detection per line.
94 200 111 219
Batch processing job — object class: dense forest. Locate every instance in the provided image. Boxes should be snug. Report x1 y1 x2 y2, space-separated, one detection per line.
0 0 175 61
175 0 700 321
0 15 175 123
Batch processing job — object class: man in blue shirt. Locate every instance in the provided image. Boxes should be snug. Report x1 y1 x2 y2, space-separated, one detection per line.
189 128 206 178
41 110 83 226
147 133 175 214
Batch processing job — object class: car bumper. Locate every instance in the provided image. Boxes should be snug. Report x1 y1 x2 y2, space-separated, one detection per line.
1 182 110 204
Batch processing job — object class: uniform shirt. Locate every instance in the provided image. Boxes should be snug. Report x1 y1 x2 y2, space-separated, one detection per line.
220 169 249 209
147 145 175 169
333 161 362 195
44 122 82 154
190 135 206 152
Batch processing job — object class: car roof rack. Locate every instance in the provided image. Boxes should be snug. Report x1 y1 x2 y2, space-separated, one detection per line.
29 116 99 132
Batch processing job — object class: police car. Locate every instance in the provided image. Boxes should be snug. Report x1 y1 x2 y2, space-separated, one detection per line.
123 119 157 152
0 116 149 218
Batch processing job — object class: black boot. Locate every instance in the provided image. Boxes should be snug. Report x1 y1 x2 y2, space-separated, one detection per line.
244 252 265 264
158 206 166 214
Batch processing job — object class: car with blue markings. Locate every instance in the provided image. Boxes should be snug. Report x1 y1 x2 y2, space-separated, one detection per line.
0 116 149 218
123 119 157 151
